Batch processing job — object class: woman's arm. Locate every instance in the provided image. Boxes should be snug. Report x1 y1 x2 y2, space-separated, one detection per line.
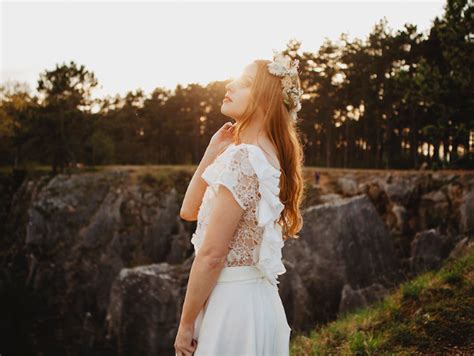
179 122 235 221
179 145 220 221
179 183 245 326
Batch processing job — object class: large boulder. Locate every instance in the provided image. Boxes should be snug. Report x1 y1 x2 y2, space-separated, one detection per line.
409 228 453 273
106 259 193 356
282 194 401 328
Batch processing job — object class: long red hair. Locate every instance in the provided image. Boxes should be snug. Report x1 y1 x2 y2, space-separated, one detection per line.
232 60 305 241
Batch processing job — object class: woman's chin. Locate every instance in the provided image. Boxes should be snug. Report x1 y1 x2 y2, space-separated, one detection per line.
221 103 243 121
220 105 232 116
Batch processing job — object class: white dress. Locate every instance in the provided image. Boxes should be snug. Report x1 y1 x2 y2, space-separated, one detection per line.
190 143 292 356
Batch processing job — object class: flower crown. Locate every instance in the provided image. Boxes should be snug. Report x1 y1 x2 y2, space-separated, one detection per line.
267 49 304 121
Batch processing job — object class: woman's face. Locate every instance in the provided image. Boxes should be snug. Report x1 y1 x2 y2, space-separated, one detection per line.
221 62 257 121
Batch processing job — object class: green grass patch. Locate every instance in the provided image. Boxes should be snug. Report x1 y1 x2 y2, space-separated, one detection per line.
290 242 474 355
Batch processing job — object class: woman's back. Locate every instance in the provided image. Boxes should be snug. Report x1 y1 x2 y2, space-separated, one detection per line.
191 143 287 287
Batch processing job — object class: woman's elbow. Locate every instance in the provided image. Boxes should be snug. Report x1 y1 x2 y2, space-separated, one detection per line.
180 208 197 221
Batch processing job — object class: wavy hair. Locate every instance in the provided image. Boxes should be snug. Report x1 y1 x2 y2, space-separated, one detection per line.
231 59 305 241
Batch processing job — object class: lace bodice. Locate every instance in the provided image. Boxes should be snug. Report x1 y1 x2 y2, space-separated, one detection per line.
191 143 287 286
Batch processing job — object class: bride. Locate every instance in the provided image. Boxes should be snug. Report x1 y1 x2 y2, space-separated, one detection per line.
175 49 305 356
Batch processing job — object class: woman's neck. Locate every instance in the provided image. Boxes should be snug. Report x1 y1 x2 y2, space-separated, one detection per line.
238 115 266 145
236 118 280 170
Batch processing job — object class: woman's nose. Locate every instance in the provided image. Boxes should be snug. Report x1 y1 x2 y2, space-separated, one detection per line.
225 79 235 91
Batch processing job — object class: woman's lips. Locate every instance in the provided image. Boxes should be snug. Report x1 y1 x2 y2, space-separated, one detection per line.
223 96 232 102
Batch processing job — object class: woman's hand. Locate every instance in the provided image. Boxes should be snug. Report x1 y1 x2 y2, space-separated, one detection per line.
174 321 198 356
208 121 236 155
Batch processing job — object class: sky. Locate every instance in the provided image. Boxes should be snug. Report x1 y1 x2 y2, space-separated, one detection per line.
1 0 446 99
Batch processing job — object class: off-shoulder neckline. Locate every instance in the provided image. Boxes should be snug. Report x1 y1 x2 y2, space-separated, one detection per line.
230 143 282 174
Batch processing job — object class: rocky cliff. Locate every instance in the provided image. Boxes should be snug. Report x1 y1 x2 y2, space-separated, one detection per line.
0 168 472 355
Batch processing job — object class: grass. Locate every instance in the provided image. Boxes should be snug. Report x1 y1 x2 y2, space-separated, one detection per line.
289 241 474 355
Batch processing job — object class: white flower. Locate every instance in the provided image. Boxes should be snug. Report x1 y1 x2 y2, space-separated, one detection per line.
266 48 303 121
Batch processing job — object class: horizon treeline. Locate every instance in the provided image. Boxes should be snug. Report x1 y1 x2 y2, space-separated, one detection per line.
0 0 472 173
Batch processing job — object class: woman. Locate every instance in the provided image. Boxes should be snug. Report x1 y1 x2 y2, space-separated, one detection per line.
175 49 305 356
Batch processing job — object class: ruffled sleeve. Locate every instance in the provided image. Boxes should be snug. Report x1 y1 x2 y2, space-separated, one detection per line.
201 146 259 210
245 145 286 287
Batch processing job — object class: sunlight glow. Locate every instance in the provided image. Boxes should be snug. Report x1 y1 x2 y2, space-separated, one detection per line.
1 1 445 98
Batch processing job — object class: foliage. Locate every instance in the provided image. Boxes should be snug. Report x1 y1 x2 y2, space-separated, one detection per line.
0 0 472 172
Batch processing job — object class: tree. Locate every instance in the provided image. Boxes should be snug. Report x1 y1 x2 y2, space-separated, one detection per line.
37 61 98 173
0 82 38 168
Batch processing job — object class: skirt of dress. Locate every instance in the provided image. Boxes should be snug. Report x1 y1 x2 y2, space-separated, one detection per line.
192 265 291 356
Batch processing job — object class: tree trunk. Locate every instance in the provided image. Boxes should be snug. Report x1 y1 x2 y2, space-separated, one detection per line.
325 116 332 167
410 125 419 169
